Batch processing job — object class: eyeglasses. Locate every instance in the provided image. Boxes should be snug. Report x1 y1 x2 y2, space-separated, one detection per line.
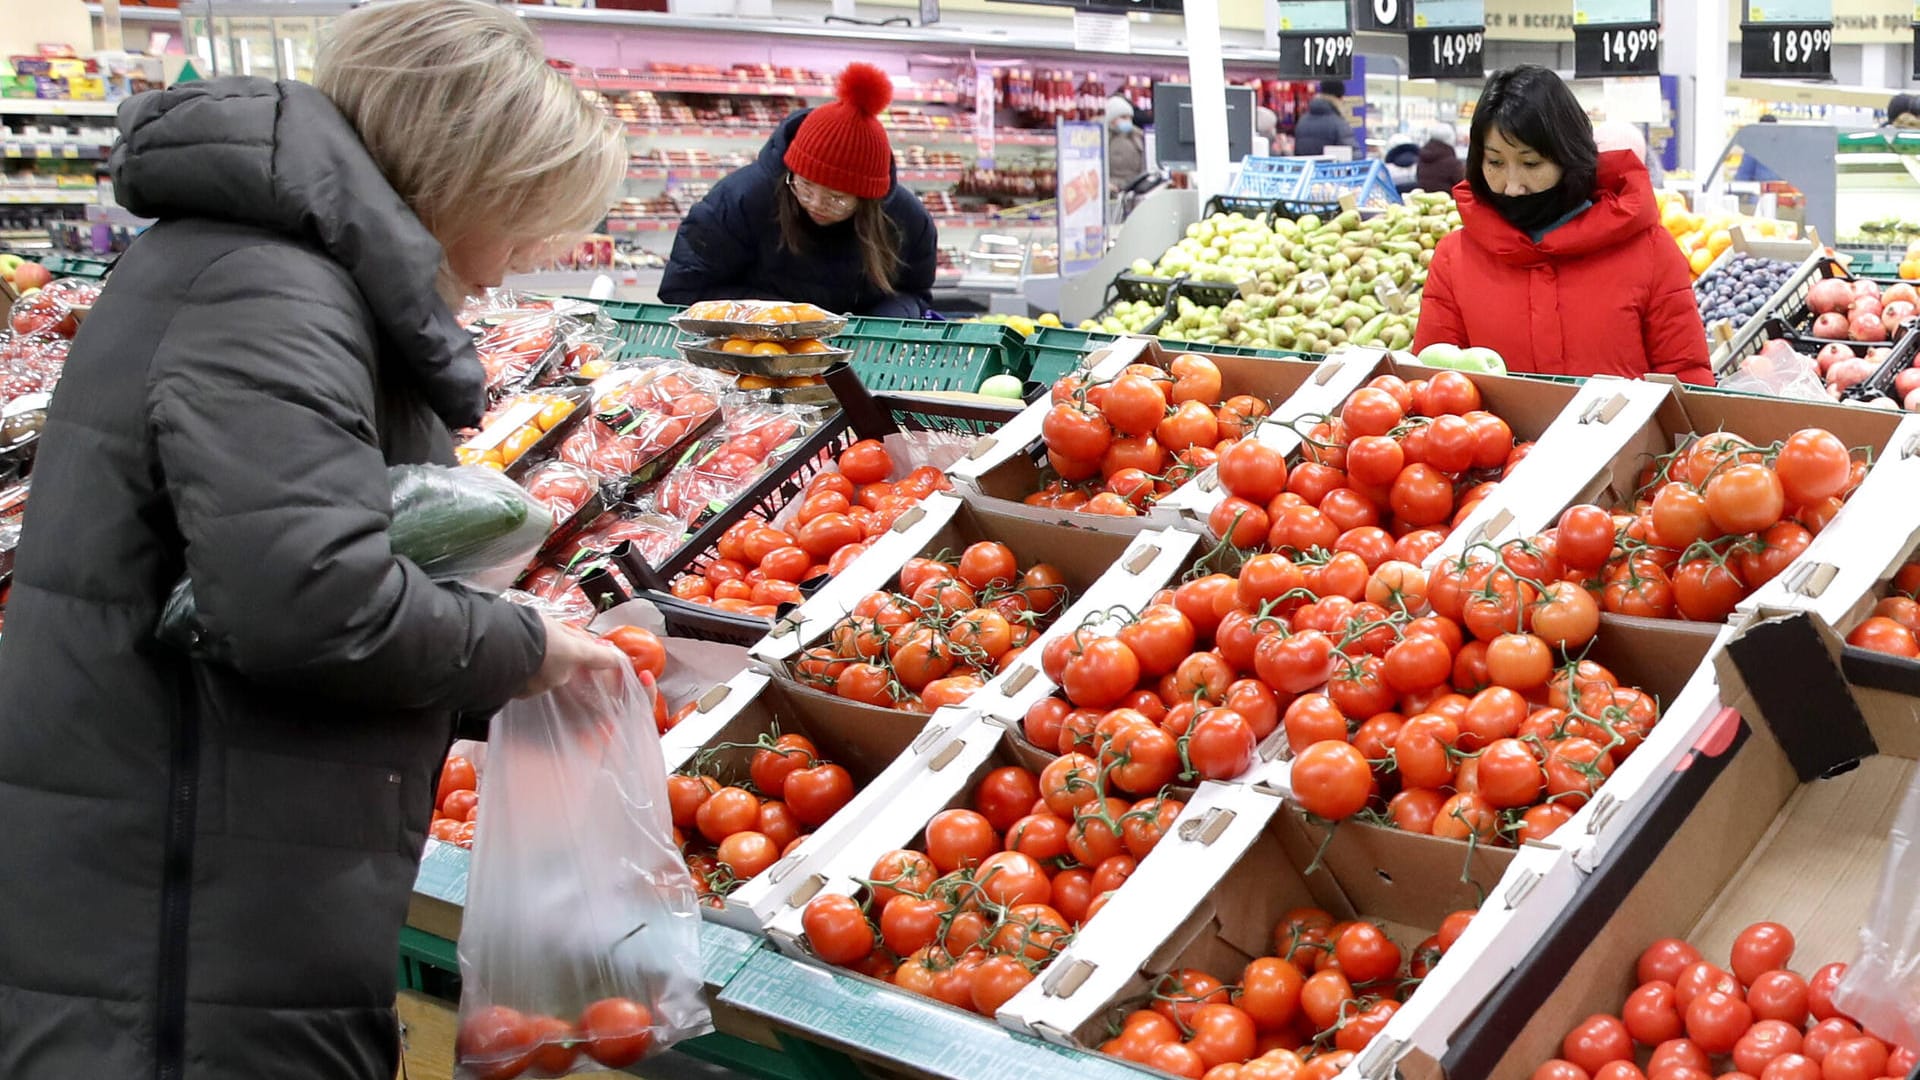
788 173 857 212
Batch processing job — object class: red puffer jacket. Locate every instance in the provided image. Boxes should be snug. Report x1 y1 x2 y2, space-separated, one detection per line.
1414 150 1713 385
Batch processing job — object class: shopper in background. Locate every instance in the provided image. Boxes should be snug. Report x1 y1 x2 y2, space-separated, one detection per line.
1888 93 1920 129
1104 93 1149 190
1255 105 1284 155
1735 114 1783 183
1383 131 1421 193
1292 80 1357 157
661 63 938 318
1414 65 1712 385
0 2 629 1077
1415 122 1465 192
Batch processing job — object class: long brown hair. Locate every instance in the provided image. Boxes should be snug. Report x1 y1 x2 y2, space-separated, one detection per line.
777 177 902 295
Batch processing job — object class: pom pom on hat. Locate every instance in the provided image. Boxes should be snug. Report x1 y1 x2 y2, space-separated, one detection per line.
835 62 894 118
785 63 897 201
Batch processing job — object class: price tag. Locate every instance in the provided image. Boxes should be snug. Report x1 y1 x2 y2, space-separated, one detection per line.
1572 23 1662 78
1407 26 1485 79
1278 31 1355 79
61 146 79 159
1374 277 1407 313
1351 0 1413 32
1297 271 1332 297
1739 22 1833 78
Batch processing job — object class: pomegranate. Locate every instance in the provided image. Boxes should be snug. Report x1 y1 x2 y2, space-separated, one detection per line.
1827 356 1874 391
1812 311 1851 339
1816 342 1854 375
1850 311 1889 342
1808 278 1856 315
1894 367 1920 399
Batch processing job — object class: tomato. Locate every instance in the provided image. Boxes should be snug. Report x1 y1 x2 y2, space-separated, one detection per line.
1672 558 1748 623
1774 429 1852 506
1674 963 1741 1010
1020 563 1070 616
1237 956 1306 1033
925 808 998 872
1396 713 1461 790
715 829 780 879
1176 574 1238 636
1803 1018 1862 1063
1255 630 1336 695
1729 921 1795 987
1188 709 1258 781
1390 464 1455 527
1040 753 1102 816
1846 616 1918 657
1160 399 1222 453
1430 791 1498 841
1290 740 1372 821
838 439 894 484
458 1005 538 1080
1042 403 1114 463
749 734 817 801
1532 1062 1593 1080
1650 478 1718 550
1603 560 1676 619
1485 633 1553 690
1731 1019 1803 1076
1298 968 1355 1032
1756 1053 1822 1080
971 953 1036 1017
1345 435 1405 488
1224 679 1281 740
1104 372 1170 436
1155 968 1233 1028
784 763 854 825
1704 463 1787 535
1683 988 1751 1055
1418 371 1483 416
1170 354 1225 405
954 541 1019 590
1873 595 1920 633
1532 581 1601 650
437 756 478 811
1329 922 1400 986
1806 962 1848 1022
695 786 759 843
1384 633 1452 694
1339 387 1403 439
1060 638 1142 709
755 801 801 851
1562 1015 1635 1074
1745 970 1809 1026
1211 496 1273 549
1647 1038 1712 1075
578 997 653 1068
1476 737 1545 810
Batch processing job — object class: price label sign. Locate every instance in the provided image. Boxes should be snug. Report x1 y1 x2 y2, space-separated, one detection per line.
1408 26 1484 79
1740 22 1833 78
1351 0 1413 32
1572 23 1661 78
1741 0 1832 79
1278 31 1356 79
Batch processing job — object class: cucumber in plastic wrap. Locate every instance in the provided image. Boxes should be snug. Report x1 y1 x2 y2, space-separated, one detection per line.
156 464 550 661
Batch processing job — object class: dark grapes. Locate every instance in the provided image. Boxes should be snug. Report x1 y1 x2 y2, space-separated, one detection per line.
1695 254 1796 336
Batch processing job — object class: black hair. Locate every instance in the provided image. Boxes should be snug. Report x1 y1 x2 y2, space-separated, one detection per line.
1890 94 1915 120
1466 65 1598 205
1319 80 1346 98
1759 114 1779 123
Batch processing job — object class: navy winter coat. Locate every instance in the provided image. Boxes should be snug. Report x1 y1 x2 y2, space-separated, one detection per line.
660 110 939 317
1292 97 1357 157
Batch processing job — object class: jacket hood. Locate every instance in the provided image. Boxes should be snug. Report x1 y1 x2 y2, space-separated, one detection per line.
1455 150 1656 264
1417 141 1456 163
761 109 898 191
110 77 486 427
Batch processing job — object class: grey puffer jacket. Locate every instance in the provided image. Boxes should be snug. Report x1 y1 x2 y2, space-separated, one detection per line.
0 77 546 1080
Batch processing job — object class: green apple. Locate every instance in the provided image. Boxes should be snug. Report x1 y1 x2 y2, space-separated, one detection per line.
979 374 1024 400
1459 347 1507 374
1416 342 1466 369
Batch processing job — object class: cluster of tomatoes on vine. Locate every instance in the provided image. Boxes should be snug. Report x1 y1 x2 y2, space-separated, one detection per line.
1591 427 1865 623
1027 353 1275 516
667 438 951 618
1535 923 1914 1080
790 540 1071 711
799 758 1185 1018
666 731 854 905
1095 903 1479 1080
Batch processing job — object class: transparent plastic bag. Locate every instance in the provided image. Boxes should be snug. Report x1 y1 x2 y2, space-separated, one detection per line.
1833 767 1920 1053
157 464 549 659
1719 347 1834 402
455 668 709 1078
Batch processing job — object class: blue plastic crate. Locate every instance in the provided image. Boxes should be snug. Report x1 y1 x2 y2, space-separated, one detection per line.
1289 159 1403 213
1227 156 1314 201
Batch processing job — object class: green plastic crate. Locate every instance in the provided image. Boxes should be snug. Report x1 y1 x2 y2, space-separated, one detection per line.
29 253 114 281
1024 326 1316 386
595 300 685 360
829 318 1023 394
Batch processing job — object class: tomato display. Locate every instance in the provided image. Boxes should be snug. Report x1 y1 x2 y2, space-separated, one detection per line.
1845 555 1920 658
429 752 483 850
1025 354 1277 516
457 391 584 471
674 731 856 905
788 539 1069 711
519 461 599 527
1531 923 1905 1080
800 762 1185 1018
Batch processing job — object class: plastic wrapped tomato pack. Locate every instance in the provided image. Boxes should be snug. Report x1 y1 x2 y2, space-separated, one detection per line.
651 402 824 528
457 390 586 473
460 292 608 397
7 277 94 341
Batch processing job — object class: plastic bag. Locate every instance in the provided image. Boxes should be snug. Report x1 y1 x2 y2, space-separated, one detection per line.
652 403 823 526
1718 347 1834 402
157 464 549 658
455 668 709 1078
1833 766 1920 1053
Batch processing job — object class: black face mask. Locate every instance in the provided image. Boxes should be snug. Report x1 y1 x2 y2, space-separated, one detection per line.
1487 185 1581 234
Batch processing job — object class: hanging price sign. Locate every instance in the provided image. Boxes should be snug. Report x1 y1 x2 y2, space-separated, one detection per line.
1278 30 1357 78
1409 0 1484 78
1352 0 1414 32
1740 0 1833 79
1571 0 1659 78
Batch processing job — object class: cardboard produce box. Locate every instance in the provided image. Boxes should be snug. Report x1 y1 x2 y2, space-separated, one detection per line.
949 338 1381 536
1428 609 1919 1080
998 778 1525 1054
667 673 972 933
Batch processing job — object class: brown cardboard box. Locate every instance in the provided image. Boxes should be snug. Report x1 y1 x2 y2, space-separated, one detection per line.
1435 609 1919 1080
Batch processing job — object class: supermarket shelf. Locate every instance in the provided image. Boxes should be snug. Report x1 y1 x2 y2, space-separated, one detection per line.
0 189 98 205
0 99 120 117
3 144 111 160
608 212 1041 235
580 72 956 103
626 122 1055 149
628 164 963 183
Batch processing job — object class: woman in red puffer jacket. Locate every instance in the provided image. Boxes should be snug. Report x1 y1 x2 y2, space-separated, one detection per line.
1414 65 1712 385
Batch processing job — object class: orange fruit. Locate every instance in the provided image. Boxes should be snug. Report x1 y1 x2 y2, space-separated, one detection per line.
764 305 800 324
737 374 776 390
750 341 789 356
500 426 542 462
789 339 832 354
779 374 825 387
721 338 757 355
535 399 574 431
790 303 829 321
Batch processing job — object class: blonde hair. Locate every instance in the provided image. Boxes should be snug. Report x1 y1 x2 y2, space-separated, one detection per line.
314 0 627 253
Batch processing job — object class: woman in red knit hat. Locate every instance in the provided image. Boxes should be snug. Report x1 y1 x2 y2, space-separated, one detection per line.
661 62 939 317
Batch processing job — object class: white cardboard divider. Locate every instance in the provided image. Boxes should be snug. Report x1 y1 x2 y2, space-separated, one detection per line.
659 666 773 771
1422 375 1674 569
945 337 1151 489
748 491 966 665
994 780 1272 1045
1736 413 1920 628
1561 622 1738 874
969 526 1202 723
1341 843 1585 1080
1154 346 1388 524
716 703 983 933
762 710 1003 955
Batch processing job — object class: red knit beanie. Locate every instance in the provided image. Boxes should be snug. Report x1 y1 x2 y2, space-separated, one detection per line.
784 63 895 201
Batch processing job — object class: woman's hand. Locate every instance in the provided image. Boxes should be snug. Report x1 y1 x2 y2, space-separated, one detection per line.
517 615 627 698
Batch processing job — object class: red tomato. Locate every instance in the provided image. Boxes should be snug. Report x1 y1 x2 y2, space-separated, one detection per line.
578 997 653 1069
1562 1015 1634 1074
